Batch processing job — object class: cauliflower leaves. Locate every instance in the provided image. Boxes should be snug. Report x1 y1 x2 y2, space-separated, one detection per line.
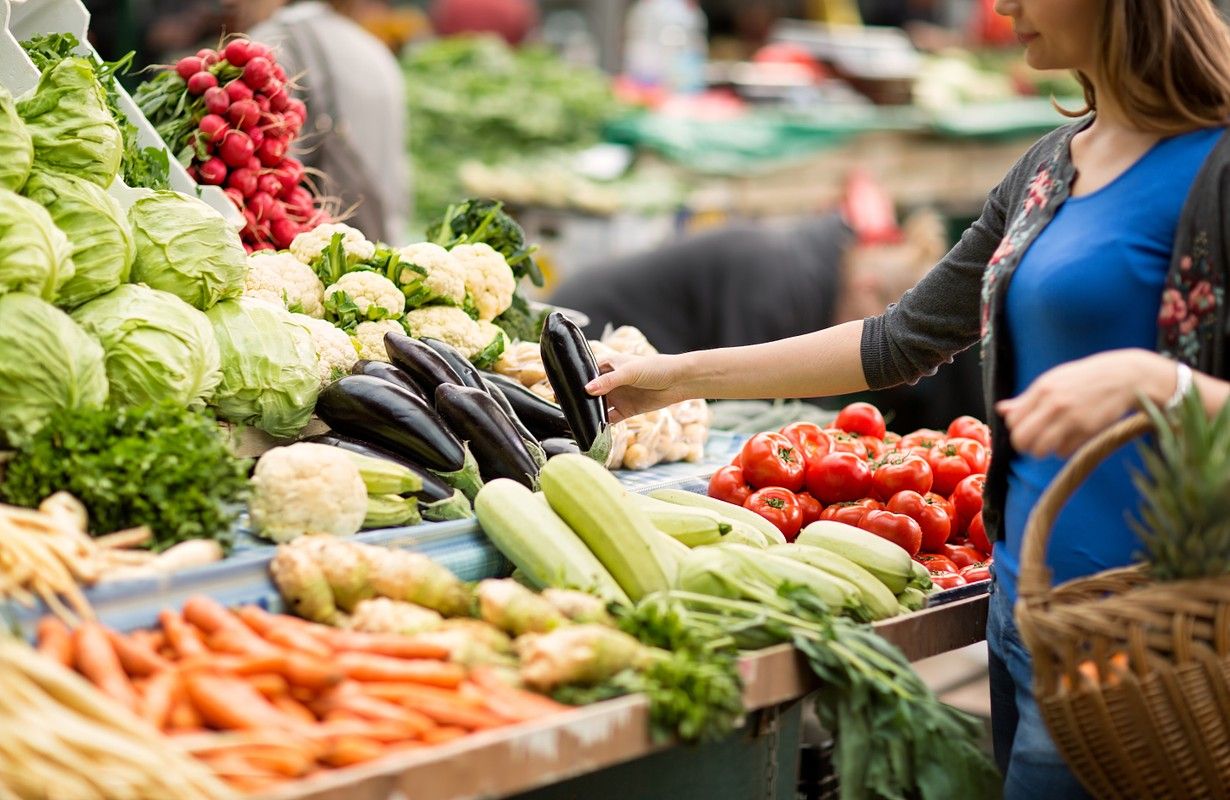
392 242 467 309
324 271 406 332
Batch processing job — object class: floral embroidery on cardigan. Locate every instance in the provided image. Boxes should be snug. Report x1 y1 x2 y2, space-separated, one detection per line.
1160 231 1224 366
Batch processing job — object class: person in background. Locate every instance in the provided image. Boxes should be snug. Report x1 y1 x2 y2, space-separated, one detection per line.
587 0 1230 796
222 0 411 243
428 0 540 45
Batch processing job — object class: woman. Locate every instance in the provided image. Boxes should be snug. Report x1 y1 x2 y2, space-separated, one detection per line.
586 1 1230 796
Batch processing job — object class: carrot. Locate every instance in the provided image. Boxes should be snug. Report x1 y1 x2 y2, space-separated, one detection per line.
315 686 434 734
281 651 345 691
105 628 172 677
198 742 317 778
320 735 386 767
205 627 278 657
468 667 570 722
35 617 74 667
264 625 333 659
182 595 242 635
236 606 334 641
168 691 203 731
129 628 165 652
314 718 430 743
233 605 280 636
421 726 468 746
183 672 304 731
363 683 507 730
140 669 181 729
214 652 287 676
325 630 450 660
247 673 290 699
271 694 319 725
74 622 139 711
335 652 465 687
159 610 206 659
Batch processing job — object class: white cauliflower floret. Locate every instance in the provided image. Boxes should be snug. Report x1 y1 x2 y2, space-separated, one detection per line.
353 319 405 361
403 306 507 368
249 443 368 542
324 271 406 323
395 242 467 307
244 252 326 318
289 222 376 266
450 242 516 321
291 313 359 385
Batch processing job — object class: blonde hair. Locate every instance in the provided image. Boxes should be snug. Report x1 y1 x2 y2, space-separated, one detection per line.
1061 0 1230 132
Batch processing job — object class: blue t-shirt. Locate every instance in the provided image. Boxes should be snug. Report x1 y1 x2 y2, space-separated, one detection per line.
996 127 1223 601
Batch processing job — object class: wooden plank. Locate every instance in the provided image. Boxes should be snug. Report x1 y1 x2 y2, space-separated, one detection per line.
875 593 989 662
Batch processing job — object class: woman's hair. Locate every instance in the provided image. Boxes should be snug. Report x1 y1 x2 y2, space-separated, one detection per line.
1062 0 1230 131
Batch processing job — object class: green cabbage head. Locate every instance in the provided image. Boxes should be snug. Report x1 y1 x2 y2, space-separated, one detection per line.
128 190 247 311
0 85 32 192
206 298 320 438
0 293 108 446
17 57 122 188
23 170 135 309
72 284 222 410
0 187 74 300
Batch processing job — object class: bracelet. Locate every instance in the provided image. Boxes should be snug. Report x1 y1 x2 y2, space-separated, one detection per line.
1165 361 1194 412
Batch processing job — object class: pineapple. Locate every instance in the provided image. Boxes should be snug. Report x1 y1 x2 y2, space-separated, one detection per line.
1131 387 1230 581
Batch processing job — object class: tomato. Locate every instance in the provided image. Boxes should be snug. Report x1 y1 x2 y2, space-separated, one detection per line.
942 543 986 570
708 465 754 507
947 415 991 447
834 402 887 439
824 429 869 459
926 442 974 496
967 511 990 556
860 509 922 555
924 492 957 530
805 451 873 504
779 422 832 466
913 553 959 573
860 435 888 461
795 491 824 529
886 490 951 551
819 501 872 526
740 432 805 491
929 569 967 590
855 498 886 512
899 428 946 453
730 450 743 469
946 437 989 474
871 453 933 500
883 431 902 448
960 562 992 583
744 488 803 540
950 474 986 535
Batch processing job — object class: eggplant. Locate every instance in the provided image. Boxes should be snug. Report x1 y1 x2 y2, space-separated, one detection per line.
421 337 486 391
540 437 582 458
383 332 463 396
540 312 608 453
351 359 429 401
477 374 542 449
434 383 540 489
300 433 455 502
481 371 572 441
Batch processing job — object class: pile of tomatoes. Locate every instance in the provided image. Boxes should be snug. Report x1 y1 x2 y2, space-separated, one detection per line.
708 402 993 590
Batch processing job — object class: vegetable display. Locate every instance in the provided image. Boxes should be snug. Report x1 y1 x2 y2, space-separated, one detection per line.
0 187 75 301
17 57 122 188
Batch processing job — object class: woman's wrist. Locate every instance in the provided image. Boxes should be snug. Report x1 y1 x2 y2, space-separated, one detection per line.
1138 349 1182 408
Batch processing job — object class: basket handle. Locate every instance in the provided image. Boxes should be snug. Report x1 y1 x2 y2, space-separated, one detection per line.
1017 413 1154 606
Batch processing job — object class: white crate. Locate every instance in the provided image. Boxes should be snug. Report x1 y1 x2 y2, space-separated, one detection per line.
2 0 242 224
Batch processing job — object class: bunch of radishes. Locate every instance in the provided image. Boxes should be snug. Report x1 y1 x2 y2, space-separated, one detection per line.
148 37 329 252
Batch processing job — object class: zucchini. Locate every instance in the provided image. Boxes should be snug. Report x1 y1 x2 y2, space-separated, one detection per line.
538 454 675 602
897 586 928 612
540 313 610 461
796 521 915 595
769 544 899 620
624 492 730 547
301 433 454 502
363 494 423 529
648 488 787 545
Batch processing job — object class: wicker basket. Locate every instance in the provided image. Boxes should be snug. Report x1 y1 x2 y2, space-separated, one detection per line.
1015 413 1230 800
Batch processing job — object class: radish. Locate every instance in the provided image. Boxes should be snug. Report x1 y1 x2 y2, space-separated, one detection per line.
257 137 288 168
243 57 275 92
286 98 307 119
273 64 288 82
285 186 314 210
255 95 272 114
186 165 200 181
227 98 260 129
198 113 229 142
247 126 266 149
226 167 259 197
198 157 228 185
203 86 230 115
246 156 262 171
197 48 219 68
219 131 255 169
225 79 254 104
247 42 272 61
224 40 252 67
267 87 290 113
187 71 218 95
248 191 276 221
257 173 284 198
176 56 203 80
224 187 246 208
271 218 299 249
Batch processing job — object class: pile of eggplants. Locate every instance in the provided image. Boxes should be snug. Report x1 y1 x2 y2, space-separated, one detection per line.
540 312 611 462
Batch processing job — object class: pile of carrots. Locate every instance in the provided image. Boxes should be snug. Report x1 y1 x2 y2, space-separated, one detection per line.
34 595 570 794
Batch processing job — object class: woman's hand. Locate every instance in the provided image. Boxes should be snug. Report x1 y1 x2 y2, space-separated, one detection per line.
996 349 1174 459
585 352 692 423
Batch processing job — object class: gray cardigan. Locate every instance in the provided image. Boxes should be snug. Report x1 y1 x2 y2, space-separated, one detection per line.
860 120 1230 543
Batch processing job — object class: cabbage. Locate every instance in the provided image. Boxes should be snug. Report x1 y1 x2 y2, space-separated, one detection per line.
0 187 75 301
0 293 108 446
17 57 121 188
23 170 134 309
72 284 221 410
0 85 32 192
206 298 320 437
128 190 246 310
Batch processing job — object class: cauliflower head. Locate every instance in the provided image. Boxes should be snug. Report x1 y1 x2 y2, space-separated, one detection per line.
244 252 326 318
249 442 368 542
289 222 376 266
324 271 406 329
451 242 516 321
291 313 359 386
403 306 507 368
394 242 468 308
353 319 406 361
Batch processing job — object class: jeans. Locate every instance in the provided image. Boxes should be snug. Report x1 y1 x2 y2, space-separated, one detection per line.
986 579 1092 800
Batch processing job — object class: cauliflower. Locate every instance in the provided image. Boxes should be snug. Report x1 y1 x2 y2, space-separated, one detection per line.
403 306 507 368
289 222 376 267
324 271 406 330
394 242 468 308
353 319 406 361
291 313 359 385
249 443 368 542
451 242 516 321
244 252 326 317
